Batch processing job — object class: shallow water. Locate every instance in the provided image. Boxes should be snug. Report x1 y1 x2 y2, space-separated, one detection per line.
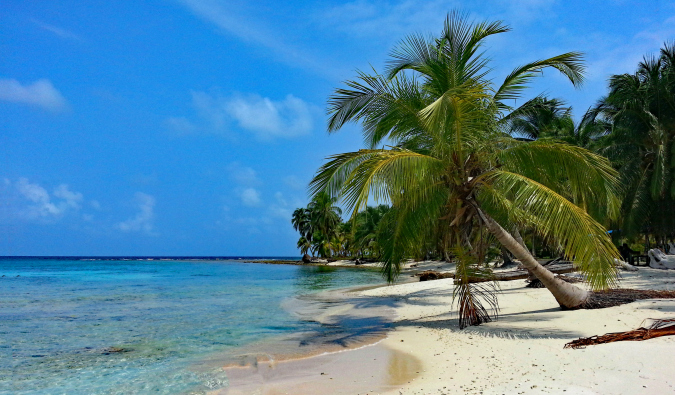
0 258 386 394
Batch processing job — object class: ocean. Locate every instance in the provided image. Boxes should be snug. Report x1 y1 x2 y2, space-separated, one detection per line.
0 257 388 394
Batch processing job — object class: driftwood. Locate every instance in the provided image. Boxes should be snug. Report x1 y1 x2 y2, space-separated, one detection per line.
465 263 577 283
418 263 577 283
417 270 454 281
564 319 675 349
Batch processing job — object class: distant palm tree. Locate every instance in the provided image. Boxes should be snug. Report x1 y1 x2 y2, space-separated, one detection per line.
311 12 621 327
292 192 344 258
292 207 313 243
296 236 311 255
506 97 610 150
308 192 343 243
598 43 675 240
353 205 390 257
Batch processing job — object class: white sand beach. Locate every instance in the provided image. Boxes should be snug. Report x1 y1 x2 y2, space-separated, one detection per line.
221 265 675 394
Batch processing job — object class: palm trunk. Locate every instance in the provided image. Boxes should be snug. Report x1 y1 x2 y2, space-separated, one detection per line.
477 209 589 309
513 226 536 282
512 226 527 249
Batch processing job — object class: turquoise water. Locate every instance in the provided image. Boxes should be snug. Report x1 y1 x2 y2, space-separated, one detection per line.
0 258 386 394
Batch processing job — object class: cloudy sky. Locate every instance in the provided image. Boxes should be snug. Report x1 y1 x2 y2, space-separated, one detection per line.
1 0 674 256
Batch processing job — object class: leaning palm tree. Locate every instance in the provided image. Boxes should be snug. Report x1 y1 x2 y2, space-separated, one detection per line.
311 12 621 327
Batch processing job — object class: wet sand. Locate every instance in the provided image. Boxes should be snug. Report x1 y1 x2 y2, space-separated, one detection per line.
217 342 421 395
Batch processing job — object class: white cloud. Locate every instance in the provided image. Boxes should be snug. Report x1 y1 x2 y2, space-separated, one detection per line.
116 192 156 235
283 175 304 190
12 178 83 219
177 0 335 77
53 184 83 209
164 116 198 135
268 192 291 219
320 0 556 40
239 188 261 207
320 0 459 40
16 178 59 216
227 162 259 185
268 191 304 220
227 94 313 140
166 91 315 140
585 16 675 82
30 19 82 41
0 78 68 112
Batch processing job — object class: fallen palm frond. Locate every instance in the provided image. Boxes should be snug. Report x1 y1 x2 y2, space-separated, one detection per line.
564 318 675 349
582 289 675 309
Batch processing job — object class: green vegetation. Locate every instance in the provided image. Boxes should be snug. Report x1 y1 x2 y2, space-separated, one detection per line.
598 44 675 242
290 12 675 328
292 192 390 259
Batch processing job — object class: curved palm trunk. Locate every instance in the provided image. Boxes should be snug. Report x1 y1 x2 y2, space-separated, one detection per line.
477 209 589 309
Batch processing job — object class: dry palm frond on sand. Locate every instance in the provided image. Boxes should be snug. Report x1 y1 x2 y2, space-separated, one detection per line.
564 318 675 349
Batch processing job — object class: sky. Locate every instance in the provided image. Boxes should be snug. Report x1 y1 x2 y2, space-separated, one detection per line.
1 0 674 256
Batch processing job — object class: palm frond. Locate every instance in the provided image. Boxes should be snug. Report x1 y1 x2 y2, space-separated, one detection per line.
494 53 585 109
452 246 499 329
497 139 621 220
309 148 443 214
480 170 620 290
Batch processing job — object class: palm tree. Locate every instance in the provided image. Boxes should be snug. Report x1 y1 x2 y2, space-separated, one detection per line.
296 236 311 255
598 43 675 241
292 192 344 258
506 97 610 150
307 192 343 241
292 207 313 244
311 12 621 327
505 98 613 224
353 205 390 258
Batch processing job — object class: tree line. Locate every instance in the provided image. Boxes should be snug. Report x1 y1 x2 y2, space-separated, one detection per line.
292 193 390 259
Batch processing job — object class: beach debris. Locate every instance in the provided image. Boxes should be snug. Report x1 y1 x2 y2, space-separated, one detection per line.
582 289 675 309
101 346 131 355
564 318 675 349
417 270 454 281
614 258 639 271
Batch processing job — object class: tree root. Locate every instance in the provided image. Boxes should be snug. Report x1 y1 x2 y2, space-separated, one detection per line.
564 319 675 349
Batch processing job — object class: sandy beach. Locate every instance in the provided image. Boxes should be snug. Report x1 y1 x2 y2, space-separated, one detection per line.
220 264 675 394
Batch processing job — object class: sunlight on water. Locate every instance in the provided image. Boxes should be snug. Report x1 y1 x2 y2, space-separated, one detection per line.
0 259 385 394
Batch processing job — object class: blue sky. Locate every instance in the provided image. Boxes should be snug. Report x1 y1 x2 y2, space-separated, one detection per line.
1 0 674 256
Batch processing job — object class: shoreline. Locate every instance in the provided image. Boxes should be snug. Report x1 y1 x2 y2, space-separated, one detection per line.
215 264 675 394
